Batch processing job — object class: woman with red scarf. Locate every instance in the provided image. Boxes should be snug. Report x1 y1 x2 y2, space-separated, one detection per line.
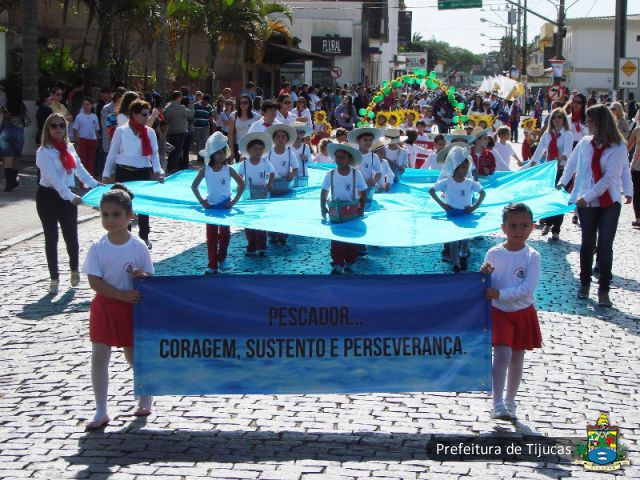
566 93 588 147
102 100 164 249
529 108 574 242
558 105 632 307
36 113 101 294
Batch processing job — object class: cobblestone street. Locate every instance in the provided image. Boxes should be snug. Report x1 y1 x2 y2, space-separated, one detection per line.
1 201 639 479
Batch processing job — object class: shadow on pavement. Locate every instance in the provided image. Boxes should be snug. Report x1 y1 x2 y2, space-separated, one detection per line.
65 428 576 479
16 289 90 320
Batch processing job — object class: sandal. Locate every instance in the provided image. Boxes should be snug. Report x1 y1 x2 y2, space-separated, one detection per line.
85 416 110 431
133 406 152 417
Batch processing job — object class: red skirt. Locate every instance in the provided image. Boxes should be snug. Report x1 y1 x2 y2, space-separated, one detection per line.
492 304 542 351
89 294 134 347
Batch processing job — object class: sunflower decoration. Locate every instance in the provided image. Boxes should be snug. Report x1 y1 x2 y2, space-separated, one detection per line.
313 110 327 124
312 110 332 140
520 117 538 131
468 113 495 129
387 111 401 127
375 112 389 128
405 109 420 125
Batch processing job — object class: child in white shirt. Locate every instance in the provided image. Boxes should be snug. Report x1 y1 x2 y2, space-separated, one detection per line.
429 146 486 272
492 126 521 171
72 99 100 176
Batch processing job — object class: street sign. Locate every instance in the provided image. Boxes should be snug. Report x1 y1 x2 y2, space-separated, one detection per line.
619 58 639 89
438 0 482 9
330 66 342 79
528 64 545 77
403 53 428 69
548 83 564 102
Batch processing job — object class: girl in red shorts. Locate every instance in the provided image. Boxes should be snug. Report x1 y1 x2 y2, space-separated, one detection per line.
480 202 542 421
81 186 154 430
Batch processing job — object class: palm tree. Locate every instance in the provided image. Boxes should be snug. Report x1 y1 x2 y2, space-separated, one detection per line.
20 0 38 100
195 0 292 88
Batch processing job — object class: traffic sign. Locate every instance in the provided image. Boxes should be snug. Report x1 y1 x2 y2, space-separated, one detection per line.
528 64 544 77
438 0 482 9
547 84 564 102
619 58 639 89
330 66 342 79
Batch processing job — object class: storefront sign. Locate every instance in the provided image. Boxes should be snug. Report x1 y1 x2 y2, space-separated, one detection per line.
311 36 352 56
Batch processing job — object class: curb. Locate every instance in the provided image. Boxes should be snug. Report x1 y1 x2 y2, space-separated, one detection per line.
0 211 101 253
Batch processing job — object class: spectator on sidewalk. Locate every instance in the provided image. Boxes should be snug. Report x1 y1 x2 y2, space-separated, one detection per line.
72 99 101 177
193 94 214 160
164 91 194 172
1 87 30 192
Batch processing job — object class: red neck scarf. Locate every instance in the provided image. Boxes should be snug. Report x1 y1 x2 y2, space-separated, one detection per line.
51 140 76 173
571 112 582 132
129 120 152 156
590 140 613 208
548 130 560 161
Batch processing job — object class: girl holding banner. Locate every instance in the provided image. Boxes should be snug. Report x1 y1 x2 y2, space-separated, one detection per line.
82 186 154 430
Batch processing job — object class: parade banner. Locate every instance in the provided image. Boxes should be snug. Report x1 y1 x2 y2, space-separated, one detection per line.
83 161 573 248
133 274 492 395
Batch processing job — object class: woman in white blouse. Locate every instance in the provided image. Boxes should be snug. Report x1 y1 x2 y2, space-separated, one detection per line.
103 99 164 249
293 97 313 129
36 113 101 294
558 105 632 307
530 108 574 242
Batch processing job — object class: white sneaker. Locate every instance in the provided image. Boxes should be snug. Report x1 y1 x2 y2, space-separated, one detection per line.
219 260 230 271
70 270 80 287
505 400 518 419
490 403 512 420
48 279 59 295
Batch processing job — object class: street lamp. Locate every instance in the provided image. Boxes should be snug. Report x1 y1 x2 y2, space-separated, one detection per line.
481 33 502 41
481 18 513 72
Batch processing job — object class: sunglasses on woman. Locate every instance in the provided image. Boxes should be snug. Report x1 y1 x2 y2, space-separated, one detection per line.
49 123 66 129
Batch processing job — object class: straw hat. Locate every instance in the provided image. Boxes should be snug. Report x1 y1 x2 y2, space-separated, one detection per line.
292 122 313 137
199 131 231 160
266 123 296 147
327 143 363 166
370 137 389 152
472 126 492 140
436 143 471 165
238 132 272 155
444 128 476 143
347 127 383 145
384 128 407 144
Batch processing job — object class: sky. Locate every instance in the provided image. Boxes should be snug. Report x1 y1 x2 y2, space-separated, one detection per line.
405 0 636 55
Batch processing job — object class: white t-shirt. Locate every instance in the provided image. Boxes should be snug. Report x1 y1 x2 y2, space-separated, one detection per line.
357 152 382 181
82 234 154 291
493 142 516 171
72 112 100 140
314 154 333 164
308 93 320 112
422 151 443 170
321 168 368 201
290 144 311 176
267 148 300 178
117 113 128 126
432 177 483 210
384 147 409 168
237 157 275 187
376 159 396 189
484 244 541 312
204 164 231 205
276 110 297 125
247 117 281 134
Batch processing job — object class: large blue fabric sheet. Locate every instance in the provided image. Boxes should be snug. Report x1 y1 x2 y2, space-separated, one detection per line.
82 161 573 247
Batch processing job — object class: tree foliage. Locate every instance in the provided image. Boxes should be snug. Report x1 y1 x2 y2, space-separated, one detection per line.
400 33 483 74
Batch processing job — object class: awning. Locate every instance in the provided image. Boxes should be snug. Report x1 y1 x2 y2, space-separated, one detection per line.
263 42 329 64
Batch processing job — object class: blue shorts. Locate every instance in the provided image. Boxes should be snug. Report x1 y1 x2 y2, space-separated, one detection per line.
0 125 25 158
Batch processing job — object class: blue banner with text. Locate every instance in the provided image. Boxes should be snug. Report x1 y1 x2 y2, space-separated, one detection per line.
134 274 492 395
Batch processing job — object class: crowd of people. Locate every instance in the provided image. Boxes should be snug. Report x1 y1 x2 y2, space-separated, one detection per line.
0 77 636 428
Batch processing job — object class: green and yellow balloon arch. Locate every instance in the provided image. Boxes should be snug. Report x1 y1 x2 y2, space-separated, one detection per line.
356 69 469 129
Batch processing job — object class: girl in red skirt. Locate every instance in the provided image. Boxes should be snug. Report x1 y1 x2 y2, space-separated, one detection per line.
480 202 542 421
82 186 154 430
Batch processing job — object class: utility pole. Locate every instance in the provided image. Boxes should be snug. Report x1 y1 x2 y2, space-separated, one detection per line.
516 0 522 76
522 0 527 76
613 0 628 100
554 0 566 60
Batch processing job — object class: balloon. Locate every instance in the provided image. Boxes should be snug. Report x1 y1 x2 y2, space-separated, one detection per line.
383 87 391 95
356 121 362 127
382 81 389 87
449 86 456 94
453 116 459 124
429 71 437 79
358 108 367 116
461 115 469 123
367 111 375 119
457 102 466 110
392 80 402 88
373 95 383 103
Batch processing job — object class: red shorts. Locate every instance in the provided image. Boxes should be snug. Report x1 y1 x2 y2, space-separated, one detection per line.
89 294 134 347
492 304 542 351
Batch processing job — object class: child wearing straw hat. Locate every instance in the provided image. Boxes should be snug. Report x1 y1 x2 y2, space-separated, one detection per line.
320 143 368 274
470 126 497 179
192 132 246 274
236 132 275 256
370 137 394 192
384 128 409 179
266 123 299 245
347 127 383 189
429 145 486 273
291 122 314 183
